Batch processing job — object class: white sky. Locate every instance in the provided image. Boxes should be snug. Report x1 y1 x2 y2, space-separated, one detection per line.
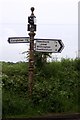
0 0 79 62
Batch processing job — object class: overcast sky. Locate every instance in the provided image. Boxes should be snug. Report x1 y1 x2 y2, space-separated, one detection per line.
0 0 79 62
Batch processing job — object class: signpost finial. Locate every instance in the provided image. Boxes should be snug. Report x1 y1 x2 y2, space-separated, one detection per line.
31 7 35 15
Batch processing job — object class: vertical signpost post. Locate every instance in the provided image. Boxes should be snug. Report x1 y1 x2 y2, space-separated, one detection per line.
28 7 36 97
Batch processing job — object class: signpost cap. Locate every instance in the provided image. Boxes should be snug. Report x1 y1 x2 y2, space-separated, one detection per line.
31 7 35 12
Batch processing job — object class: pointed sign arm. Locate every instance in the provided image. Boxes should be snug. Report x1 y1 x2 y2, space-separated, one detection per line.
58 40 64 53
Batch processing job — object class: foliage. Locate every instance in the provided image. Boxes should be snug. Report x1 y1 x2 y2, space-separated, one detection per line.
34 52 51 71
2 59 80 118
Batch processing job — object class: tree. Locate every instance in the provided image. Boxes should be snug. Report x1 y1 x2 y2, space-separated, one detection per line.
34 51 52 70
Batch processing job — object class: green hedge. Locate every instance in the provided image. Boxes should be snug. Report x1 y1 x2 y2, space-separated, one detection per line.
2 59 80 117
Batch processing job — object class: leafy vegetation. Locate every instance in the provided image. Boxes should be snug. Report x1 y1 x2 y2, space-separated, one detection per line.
1 58 80 118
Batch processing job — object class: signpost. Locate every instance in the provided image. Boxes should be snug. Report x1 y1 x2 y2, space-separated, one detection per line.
28 7 36 97
8 7 64 97
8 37 64 53
8 37 30 43
35 39 64 53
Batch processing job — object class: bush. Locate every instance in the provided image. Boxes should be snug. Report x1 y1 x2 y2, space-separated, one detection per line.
2 59 80 117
